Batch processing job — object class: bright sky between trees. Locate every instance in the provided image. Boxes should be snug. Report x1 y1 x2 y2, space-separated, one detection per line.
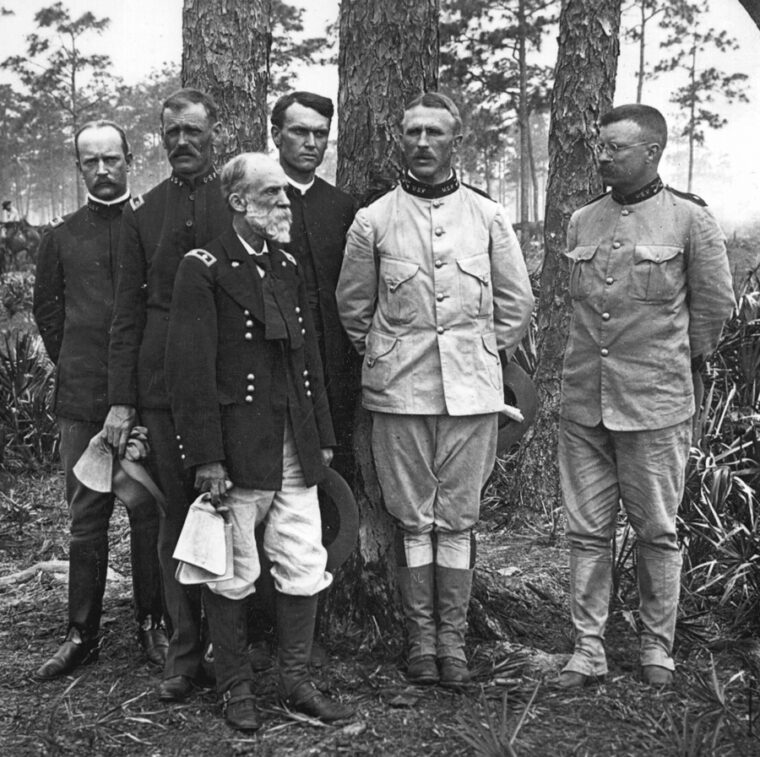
1 0 759 229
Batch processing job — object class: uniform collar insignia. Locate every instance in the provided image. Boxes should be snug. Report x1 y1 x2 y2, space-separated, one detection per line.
400 170 459 199
170 166 218 188
611 176 663 205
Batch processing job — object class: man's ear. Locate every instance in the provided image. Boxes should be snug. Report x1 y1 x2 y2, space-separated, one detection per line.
271 125 282 148
452 134 464 153
125 152 134 170
228 193 246 213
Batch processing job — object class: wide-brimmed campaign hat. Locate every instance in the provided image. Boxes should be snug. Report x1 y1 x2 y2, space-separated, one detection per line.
497 363 538 455
318 467 359 572
73 430 166 513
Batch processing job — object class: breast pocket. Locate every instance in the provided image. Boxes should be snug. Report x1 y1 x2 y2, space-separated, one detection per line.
380 258 420 324
457 254 493 318
630 245 684 303
564 245 598 300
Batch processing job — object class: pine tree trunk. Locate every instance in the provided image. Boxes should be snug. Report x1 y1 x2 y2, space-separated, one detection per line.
518 0 531 241
332 0 439 630
336 0 439 199
181 0 271 159
508 0 622 523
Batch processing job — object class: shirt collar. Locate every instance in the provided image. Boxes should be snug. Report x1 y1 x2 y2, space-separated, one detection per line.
611 175 664 205
236 234 269 257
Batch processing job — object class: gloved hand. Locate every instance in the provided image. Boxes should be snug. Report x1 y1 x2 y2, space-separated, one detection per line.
194 461 232 508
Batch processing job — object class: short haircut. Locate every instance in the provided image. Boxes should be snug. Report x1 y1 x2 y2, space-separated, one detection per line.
74 120 131 162
404 92 463 135
220 152 281 208
161 88 219 125
600 104 668 149
271 91 334 128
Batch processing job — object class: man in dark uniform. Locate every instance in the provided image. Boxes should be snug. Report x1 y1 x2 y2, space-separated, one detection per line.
103 89 230 702
33 120 166 679
271 92 357 480
165 152 354 730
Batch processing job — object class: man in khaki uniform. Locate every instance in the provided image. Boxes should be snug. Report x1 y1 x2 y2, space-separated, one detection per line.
337 93 533 687
558 104 735 688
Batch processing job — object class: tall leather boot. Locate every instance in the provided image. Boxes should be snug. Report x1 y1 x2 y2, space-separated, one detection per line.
35 536 106 679
203 587 260 731
276 592 354 722
397 564 438 684
129 507 167 666
435 566 473 687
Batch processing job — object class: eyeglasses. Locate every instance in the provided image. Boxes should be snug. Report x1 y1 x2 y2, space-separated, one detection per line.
594 141 655 157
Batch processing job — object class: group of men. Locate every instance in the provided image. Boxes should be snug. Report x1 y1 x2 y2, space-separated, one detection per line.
30 83 734 733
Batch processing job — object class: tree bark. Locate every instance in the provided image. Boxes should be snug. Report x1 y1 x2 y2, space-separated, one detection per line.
181 0 271 159
737 0 760 29
333 0 439 630
517 0 531 241
508 0 622 523
336 0 439 199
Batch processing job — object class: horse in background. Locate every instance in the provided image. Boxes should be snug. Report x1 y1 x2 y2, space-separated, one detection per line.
0 218 42 272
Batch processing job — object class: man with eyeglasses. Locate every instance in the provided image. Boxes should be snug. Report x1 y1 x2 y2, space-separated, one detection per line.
558 104 734 689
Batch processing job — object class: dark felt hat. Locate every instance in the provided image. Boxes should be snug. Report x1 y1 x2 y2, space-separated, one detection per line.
318 467 359 572
497 363 538 455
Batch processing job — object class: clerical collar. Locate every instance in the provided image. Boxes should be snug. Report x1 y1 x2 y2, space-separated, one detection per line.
400 170 459 199
170 166 218 188
87 190 130 208
611 176 663 205
287 177 315 195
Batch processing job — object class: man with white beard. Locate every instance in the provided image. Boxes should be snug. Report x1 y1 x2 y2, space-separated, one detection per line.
165 153 354 730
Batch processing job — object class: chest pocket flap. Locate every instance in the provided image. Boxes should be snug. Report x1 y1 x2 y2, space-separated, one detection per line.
564 245 598 300
631 245 684 302
633 245 683 264
457 254 491 284
564 245 598 262
382 259 420 292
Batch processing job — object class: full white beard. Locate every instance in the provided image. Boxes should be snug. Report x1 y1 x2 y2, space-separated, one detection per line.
246 206 292 244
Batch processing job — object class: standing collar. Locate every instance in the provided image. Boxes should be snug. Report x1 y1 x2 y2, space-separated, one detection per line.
287 177 315 195
170 166 218 188
400 170 459 199
611 176 663 205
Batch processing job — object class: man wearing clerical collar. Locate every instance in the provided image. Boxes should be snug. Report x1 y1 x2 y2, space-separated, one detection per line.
165 153 354 730
103 88 231 703
558 104 735 690
271 92 358 482
33 120 166 680
337 93 534 687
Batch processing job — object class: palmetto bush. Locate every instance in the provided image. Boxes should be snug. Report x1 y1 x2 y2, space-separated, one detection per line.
0 329 58 470
680 290 760 634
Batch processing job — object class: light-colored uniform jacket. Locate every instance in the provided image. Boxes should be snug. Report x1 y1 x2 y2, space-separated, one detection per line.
337 182 534 416
560 185 735 431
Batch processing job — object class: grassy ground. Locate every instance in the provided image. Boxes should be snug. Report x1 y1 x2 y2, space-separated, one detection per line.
1 472 759 756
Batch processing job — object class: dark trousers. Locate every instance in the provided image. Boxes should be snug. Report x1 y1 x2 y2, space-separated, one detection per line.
141 408 204 679
58 417 163 633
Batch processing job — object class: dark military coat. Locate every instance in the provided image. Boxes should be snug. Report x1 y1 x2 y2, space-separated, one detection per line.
285 178 358 444
108 168 231 410
165 227 336 490
33 198 125 422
